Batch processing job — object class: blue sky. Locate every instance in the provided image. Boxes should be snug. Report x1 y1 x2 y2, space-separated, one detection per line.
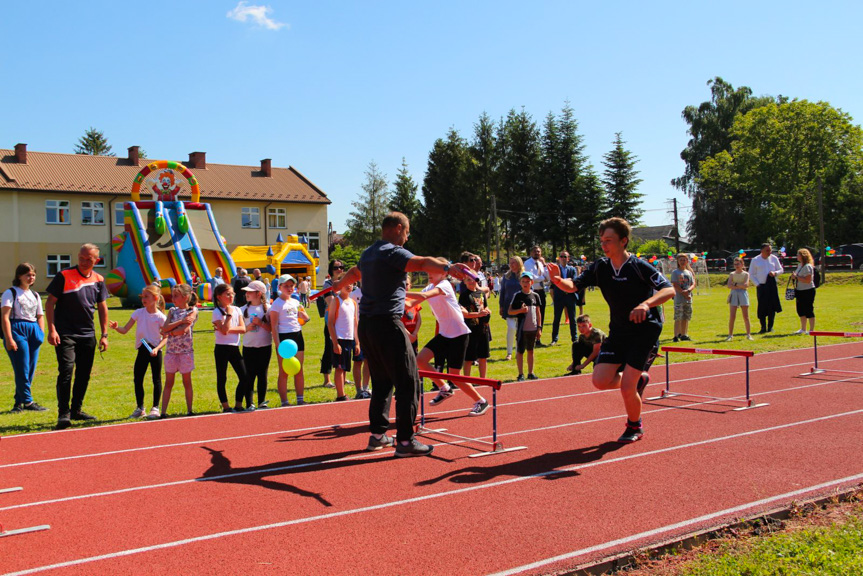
3 1 861 237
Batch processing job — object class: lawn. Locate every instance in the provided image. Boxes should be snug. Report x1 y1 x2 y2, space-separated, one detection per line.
2 273 861 435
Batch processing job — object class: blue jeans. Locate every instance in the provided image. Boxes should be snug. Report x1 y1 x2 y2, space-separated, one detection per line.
5 319 44 405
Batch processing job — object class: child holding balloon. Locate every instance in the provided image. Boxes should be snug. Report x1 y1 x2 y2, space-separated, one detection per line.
160 283 198 417
212 283 249 412
270 275 310 406
327 281 359 402
241 280 272 408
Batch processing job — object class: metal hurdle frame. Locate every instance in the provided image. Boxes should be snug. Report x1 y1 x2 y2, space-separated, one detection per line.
0 439 51 538
799 331 863 376
417 370 527 458
646 346 768 411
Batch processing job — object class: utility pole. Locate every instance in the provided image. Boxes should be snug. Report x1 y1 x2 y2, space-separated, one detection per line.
672 198 680 253
491 193 500 267
817 177 826 284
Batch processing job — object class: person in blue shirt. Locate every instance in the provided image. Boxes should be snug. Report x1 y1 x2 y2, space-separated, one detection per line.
549 217 674 444
333 212 471 457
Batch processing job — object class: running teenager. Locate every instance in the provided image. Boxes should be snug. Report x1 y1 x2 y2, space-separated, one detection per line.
548 217 674 443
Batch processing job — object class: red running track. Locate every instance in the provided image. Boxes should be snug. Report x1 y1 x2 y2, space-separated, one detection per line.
1 342 862 575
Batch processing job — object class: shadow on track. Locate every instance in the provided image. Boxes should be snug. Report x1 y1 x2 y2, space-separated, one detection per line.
416 441 625 486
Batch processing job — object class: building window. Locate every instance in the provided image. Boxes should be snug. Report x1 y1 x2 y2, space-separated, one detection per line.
297 231 320 251
115 203 125 226
46 254 71 277
268 207 286 229
81 201 105 225
46 200 70 225
242 207 260 229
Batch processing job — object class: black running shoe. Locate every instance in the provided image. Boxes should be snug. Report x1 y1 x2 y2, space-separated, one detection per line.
56 412 72 430
429 388 453 406
394 439 434 457
617 424 644 444
10 404 24 413
71 410 96 421
365 433 395 452
636 372 650 398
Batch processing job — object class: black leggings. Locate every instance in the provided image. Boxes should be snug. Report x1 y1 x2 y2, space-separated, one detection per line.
320 323 334 375
133 346 163 408
214 345 248 404
243 345 272 405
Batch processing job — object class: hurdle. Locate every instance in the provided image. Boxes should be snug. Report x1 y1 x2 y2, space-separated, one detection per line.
1 440 51 538
799 331 863 376
417 370 527 458
646 346 768 410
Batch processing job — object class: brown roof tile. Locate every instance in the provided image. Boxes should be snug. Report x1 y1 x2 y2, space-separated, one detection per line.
0 149 331 204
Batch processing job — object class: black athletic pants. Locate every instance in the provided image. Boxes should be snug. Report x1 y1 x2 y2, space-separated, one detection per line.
552 294 577 343
320 324 334 375
133 346 163 408
55 334 96 415
243 345 272 405
571 341 594 367
214 344 248 405
536 288 547 341
358 314 420 443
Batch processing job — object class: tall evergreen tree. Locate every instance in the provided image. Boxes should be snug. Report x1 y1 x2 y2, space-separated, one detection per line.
345 161 391 249
469 112 499 263
575 170 606 258
388 158 421 222
497 108 542 253
602 132 644 224
74 127 115 156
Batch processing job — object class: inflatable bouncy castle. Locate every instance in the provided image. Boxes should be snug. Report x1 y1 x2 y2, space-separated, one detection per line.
107 161 237 306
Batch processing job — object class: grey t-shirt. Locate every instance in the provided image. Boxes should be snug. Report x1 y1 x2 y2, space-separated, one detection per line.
670 269 694 306
795 263 815 290
358 240 414 316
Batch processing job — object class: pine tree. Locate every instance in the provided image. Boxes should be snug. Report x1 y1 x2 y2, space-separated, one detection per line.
388 158 421 222
602 132 643 224
345 161 391 249
74 127 115 156
497 108 542 253
576 170 607 258
469 112 498 263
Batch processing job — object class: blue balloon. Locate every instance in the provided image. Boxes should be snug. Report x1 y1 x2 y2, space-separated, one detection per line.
278 339 298 360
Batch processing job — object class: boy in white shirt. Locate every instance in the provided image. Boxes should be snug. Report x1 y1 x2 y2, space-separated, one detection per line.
327 282 360 402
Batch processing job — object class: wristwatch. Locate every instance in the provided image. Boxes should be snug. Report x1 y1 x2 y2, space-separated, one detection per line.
101 333 109 339
443 264 451 274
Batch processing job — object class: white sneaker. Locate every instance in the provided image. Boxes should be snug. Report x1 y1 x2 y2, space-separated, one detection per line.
793 329 805 335
724 336 733 342
746 334 754 341
147 407 161 420
130 407 145 418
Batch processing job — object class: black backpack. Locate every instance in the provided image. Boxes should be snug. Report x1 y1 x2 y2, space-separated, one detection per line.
813 268 821 288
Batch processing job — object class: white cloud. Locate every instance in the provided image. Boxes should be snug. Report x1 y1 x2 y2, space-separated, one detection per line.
226 1 287 31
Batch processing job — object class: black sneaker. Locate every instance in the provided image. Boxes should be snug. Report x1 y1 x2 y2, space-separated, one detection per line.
361 390 372 399
636 372 650 398
672 335 680 343
354 391 366 400
365 433 395 452
335 396 348 402
222 407 234 413
468 400 490 416
680 335 692 342
10 404 24 413
429 387 453 406
394 439 434 458
70 410 96 421
259 400 269 409
569 368 582 376
56 412 72 430
516 374 525 382
527 373 538 380
617 424 644 444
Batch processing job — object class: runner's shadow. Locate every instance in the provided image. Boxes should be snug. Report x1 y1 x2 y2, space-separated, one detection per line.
416 441 624 486
275 423 369 442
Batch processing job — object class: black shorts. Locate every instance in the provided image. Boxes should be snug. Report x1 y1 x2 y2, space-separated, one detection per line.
596 325 661 371
517 330 538 354
424 333 469 369
278 331 305 352
464 325 490 362
332 339 355 371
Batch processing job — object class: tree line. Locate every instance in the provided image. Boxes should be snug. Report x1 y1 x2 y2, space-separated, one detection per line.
344 103 644 264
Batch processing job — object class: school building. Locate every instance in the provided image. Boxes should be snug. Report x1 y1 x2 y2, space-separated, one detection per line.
0 144 331 291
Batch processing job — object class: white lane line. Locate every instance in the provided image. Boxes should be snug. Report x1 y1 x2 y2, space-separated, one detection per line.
3 409 862 576
2 406 861 516
4 352 858 470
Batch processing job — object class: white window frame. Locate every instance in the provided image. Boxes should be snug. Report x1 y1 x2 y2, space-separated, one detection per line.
81 201 105 226
46 254 71 277
114 202 125 226
242 207 261 229
268 207 286 229
46 200 70 225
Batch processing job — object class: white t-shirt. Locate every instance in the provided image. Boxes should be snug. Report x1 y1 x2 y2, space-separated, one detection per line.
271 297 301 334
334 296 356 340
423 280 470 338
131 307 167 349
212 306 243 346
1 287 43 322
241 303 271 348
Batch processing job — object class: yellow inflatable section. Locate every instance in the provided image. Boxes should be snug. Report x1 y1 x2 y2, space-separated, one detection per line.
231 234 319 287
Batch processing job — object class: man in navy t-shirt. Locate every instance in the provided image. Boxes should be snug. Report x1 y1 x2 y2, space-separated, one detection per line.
334 212 471 457
45 243 110 429
549 218 674 444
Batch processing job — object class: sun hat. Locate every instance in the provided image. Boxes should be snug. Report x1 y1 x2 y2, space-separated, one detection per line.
242 280 268 293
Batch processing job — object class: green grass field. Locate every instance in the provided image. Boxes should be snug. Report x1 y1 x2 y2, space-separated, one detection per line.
2 273 861 435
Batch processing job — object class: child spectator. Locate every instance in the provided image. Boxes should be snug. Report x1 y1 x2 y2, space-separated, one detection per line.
212 283 249 412
413 267 490 417
400 275 423 356
349 282 371 398
567 314 606 375
509 271 542 381
160 284 198 417
726 257 753 341
459 274 491 378
327 281 359 402
499 256 525 361
110 285 167 419
270 275 310 406
2 263 47 413
241 280 272 408
671 254 696 342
